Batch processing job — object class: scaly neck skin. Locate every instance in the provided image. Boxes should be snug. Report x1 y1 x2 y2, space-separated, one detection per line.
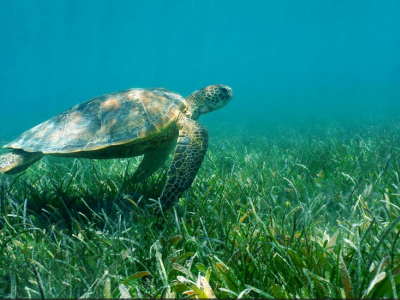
184 90 206 120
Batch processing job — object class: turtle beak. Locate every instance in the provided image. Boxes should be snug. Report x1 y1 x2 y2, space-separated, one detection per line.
228 88 234 99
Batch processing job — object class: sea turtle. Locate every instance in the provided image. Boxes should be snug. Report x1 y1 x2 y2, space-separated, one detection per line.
0 84 233 209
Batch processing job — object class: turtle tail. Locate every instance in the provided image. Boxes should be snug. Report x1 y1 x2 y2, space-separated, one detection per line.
0 149 43 174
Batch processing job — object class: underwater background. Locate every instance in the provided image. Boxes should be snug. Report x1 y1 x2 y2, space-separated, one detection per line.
2 1 400 298
1 0 399 136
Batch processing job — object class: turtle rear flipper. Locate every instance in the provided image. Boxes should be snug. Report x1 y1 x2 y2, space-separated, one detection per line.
160 114 209 210
0 150 43 174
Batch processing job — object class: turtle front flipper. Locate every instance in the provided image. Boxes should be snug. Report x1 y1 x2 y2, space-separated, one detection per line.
132 139 176 182
0 150 43 174
160 114 209 210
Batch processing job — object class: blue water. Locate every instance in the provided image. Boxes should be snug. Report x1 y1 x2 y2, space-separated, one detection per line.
0 0 399 136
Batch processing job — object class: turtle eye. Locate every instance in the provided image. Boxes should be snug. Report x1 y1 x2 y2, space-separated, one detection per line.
221 88 228 94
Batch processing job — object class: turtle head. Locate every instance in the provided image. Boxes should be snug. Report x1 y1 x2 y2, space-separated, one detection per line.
185 84 233 119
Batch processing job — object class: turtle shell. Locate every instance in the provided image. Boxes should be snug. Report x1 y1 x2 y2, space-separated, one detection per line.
4 88 187 154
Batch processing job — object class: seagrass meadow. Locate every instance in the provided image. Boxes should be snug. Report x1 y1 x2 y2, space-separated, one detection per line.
0 117 399 298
